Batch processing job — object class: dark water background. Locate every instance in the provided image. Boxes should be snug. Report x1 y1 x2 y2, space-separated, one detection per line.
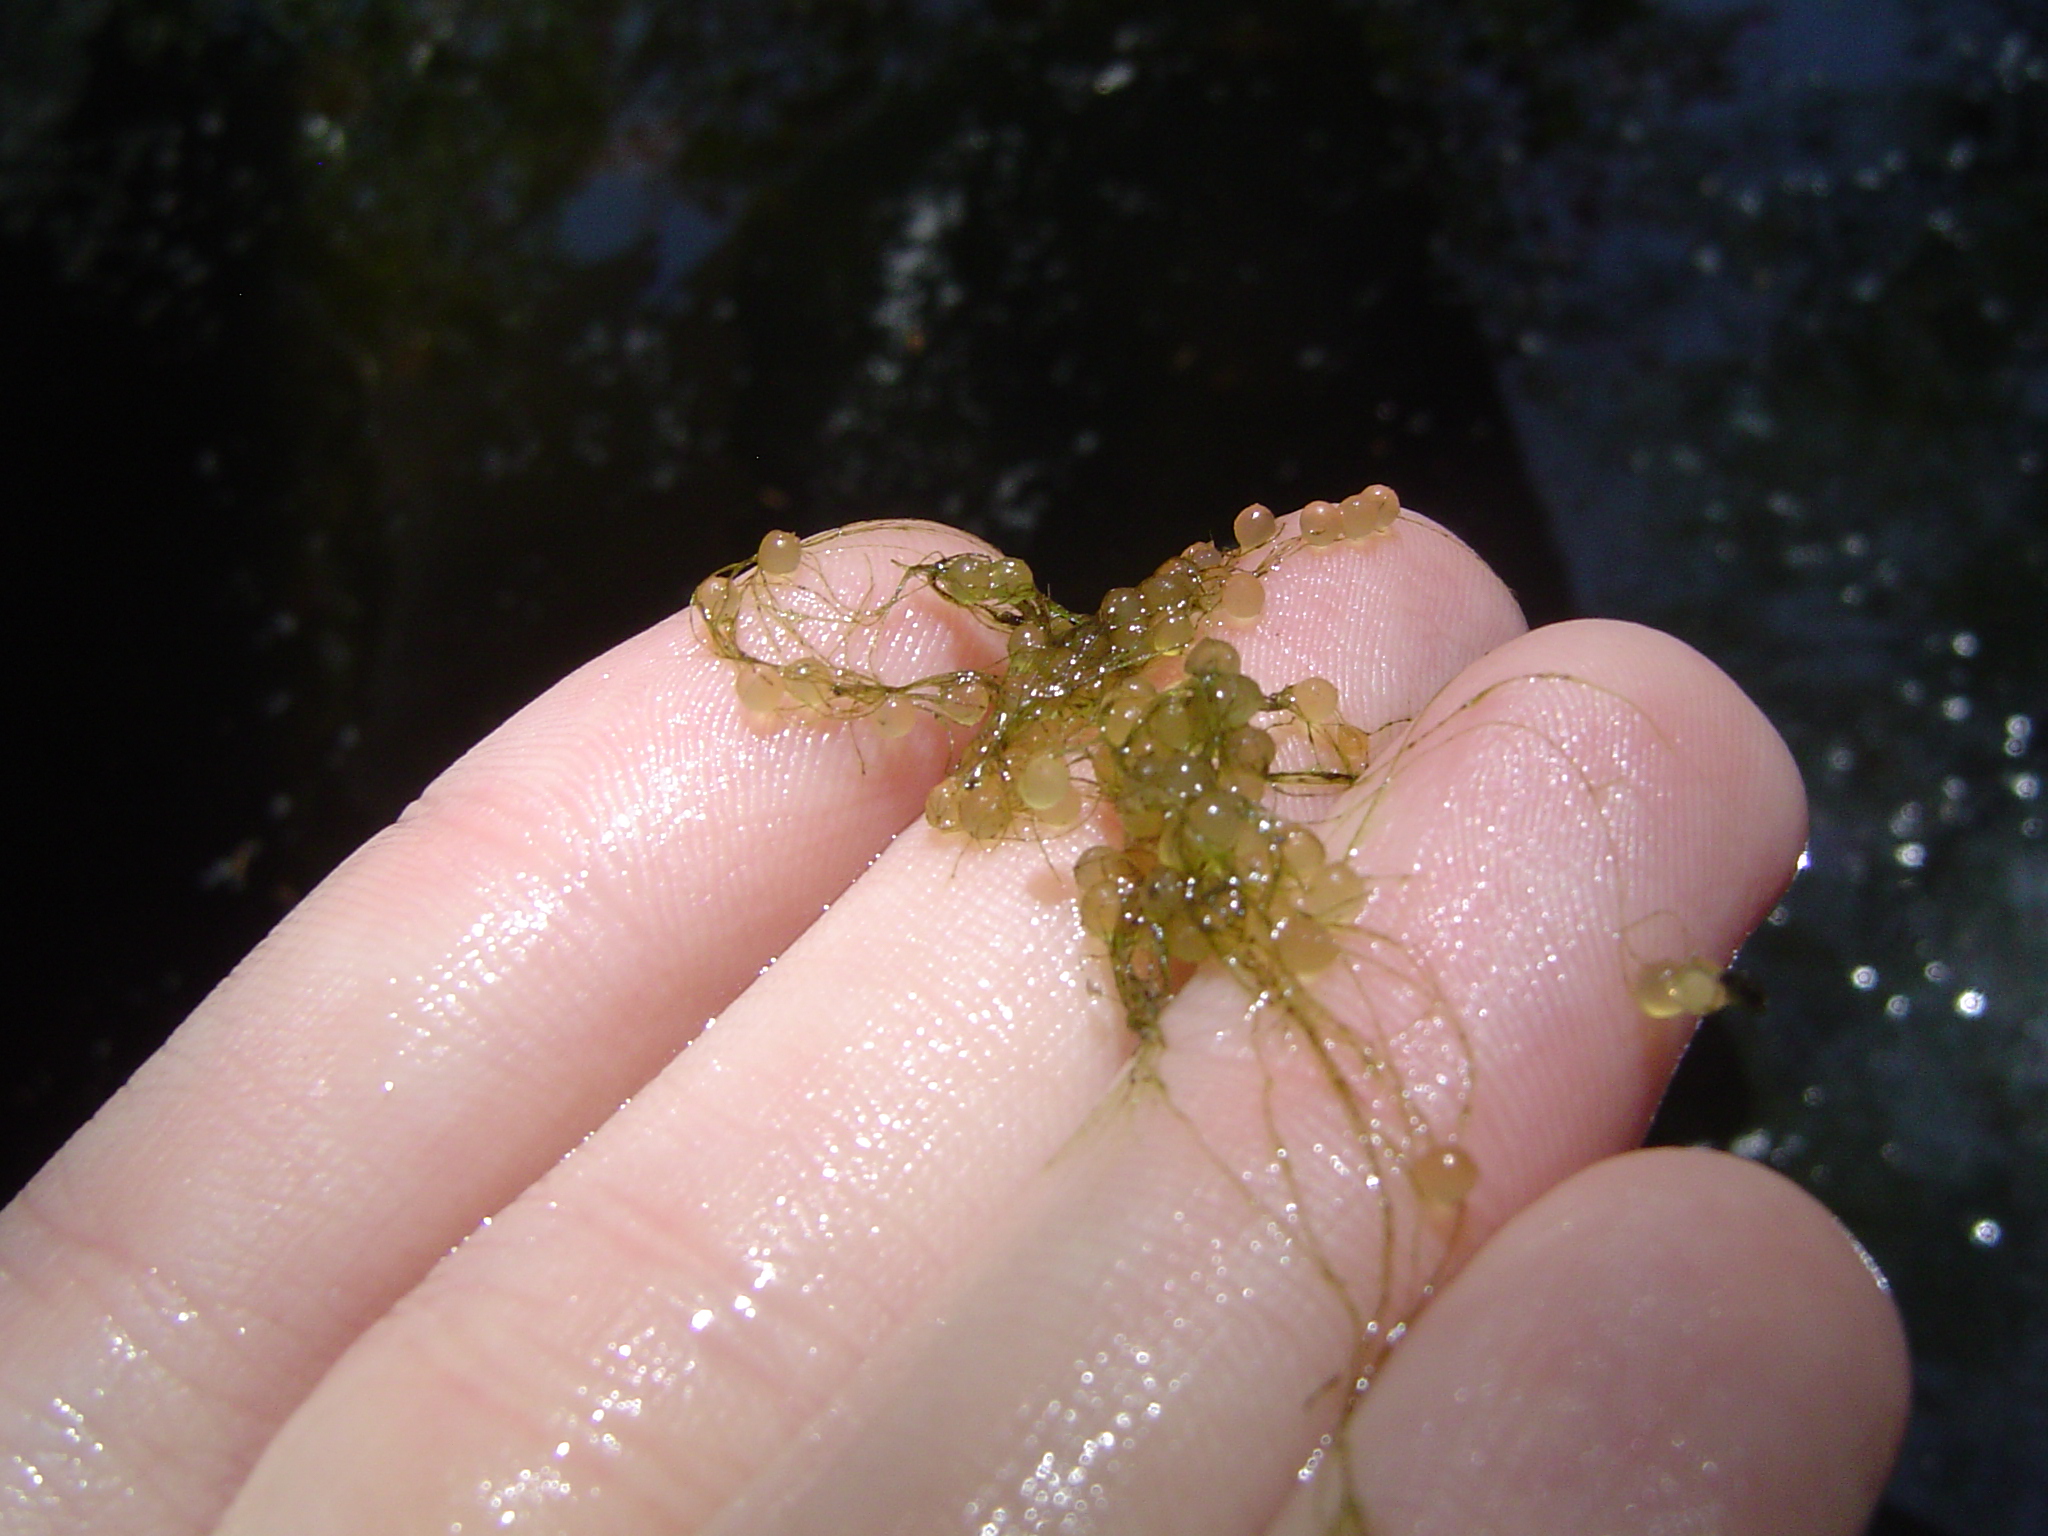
5 2 2042 1531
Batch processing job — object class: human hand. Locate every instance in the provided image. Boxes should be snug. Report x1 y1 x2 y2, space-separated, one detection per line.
1 509 1905 1535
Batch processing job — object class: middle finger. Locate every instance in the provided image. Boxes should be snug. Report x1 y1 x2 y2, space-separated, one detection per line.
212 512 1524 1536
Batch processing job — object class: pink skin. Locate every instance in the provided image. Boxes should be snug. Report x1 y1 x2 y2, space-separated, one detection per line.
0 513 1905 1536
1273 1148 1909 1536
0 523 1004 1533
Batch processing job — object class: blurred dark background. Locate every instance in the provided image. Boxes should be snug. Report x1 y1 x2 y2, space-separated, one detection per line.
4 1 2041 1531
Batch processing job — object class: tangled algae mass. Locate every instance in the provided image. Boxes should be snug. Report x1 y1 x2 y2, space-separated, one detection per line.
693 484 1494 1209
692 483 1734 1236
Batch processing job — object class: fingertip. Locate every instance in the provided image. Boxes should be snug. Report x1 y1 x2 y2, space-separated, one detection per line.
1549 617 1807 845
1331 616 1809 1226
1316 1147 1907 1536
1224 504 1531 731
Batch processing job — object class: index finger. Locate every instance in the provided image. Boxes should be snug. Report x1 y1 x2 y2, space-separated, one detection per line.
0 522 1002 1536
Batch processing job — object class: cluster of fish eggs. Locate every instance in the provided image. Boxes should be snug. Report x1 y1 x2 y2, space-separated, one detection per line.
1070 633 1373 1032
851 488 1398 1031
914 489 1397 843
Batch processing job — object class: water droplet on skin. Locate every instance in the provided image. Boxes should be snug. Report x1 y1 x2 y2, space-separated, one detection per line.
1300 500 1343 545
756 529 802 576
734 662 786 716
1016 752 1070 810
1289 677 1339 724
1635 960 1730 1018
1232 503 1276 549
1218 571 1264 623
1340 483 1400 539
1409 1145 1479 1206
870 694 917 738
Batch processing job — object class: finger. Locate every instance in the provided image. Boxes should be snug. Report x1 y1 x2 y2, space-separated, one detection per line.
209 513 1529 1536
687 619 1807 1536
0 521 1003 1536
1270 1148 1909 1536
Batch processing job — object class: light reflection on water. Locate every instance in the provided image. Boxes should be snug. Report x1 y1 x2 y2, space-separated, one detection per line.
1447 7 2044 1528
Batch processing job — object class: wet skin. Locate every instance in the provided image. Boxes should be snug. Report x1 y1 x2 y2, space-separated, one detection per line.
0 512 1905 1535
